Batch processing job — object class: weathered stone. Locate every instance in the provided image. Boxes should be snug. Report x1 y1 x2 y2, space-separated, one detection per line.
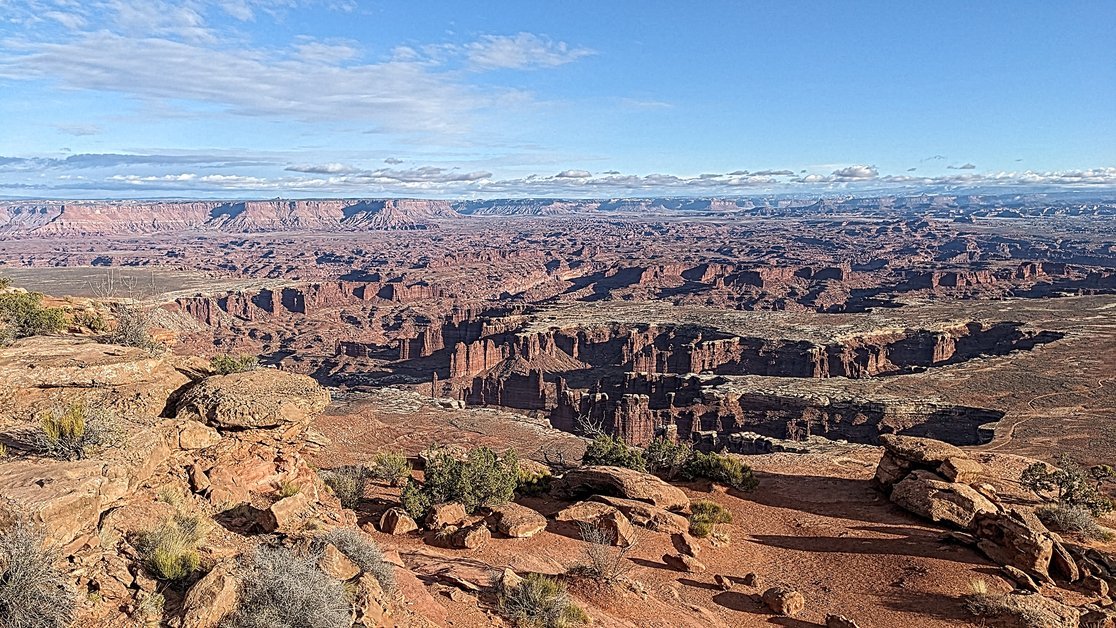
451 523 491 550
176 369 330 430
714 574 732 591
671 532 700 557
938 456 983 484
181 562 239 628
879 434 967 466
742 573 759 587
319 543 360 581
890 470 996 529
1084 575 1111 598
425 502 466 529
873 453 910 490
188 464 211 493
598 509 637 547
1051 540 1080 582
258 491 311 533
489 502 547 538
1001 565 1040 593
590 494 689 533
663 553 705 573
178 420 221 450
554 501 616 524
552 466 689 511
379 507 419 535
826 615 861 628
974 509 1056 584
761 587 805 616
355 572 388 626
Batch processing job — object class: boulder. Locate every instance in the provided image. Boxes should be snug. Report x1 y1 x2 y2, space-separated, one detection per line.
761 587 805 616
826 615 861 628
1051 539 1081 582
175 369 330 430
890 470 996 529
379 507 419 535
355 572 388 626
555 502 634 546
1084 575 1110 598
555 501 616 524
257 491 311 533
181 562 239 628
974 510 1056 583
590 495 689 533
451 524 491 550
879 434 967 466
938 457 984 484
663 553 705 573
319 543 360 581
873 451 910 490
488 502 547 538
598 509 637 547
552 466 688 511
425 502 466 529
714 574 732 591
178 420 221 450
1001 565 1040 593
671 532 700 557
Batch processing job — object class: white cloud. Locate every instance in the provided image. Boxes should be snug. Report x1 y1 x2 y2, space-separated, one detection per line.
554 169 592 178
464 33 594 70
831 165 879 180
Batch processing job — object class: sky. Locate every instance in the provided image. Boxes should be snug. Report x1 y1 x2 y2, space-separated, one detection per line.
0 0 1114 199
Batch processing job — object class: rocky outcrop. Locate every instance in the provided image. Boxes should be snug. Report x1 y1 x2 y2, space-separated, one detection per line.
487 502 547 538
175 370 330 430
552 466 689 511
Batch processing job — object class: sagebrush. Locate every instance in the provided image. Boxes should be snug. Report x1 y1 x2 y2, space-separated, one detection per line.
210 354 259 375
220 545 350 628
369 451 411 487
320 465 369 509
683 451 758 491
137 513 210 582
689 499 732 538
582 434 646 471
33 402 122 461
498 573 588 628
0 521 76 628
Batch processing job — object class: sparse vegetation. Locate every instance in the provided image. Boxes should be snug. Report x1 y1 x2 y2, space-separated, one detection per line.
516 464 552 496
0 520 76 628
106 305 162 351
498 573 588 628
0 276 10 290
645 436 693 479
1037 503 1113 540
683 451 758 491
221 545 350 628
369 451 411 487
318 527 394 591
407 446 518 517
137 513 210 582
1021 455 1113 516
210 353 259 375
0 291 67 342
582 434 646 471
277 481 301 498
688 500 733 538
570 521 635 582
71 309 109 333
962 579 1062 628
319 465 370 509
33 402 122 461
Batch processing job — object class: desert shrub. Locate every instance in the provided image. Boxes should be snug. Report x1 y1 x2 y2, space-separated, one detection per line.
689 500 733 538
320 465 369 509
498 573 588 628
369 451 411 487
1021 455 1113 516
570 521 635 582
683 451 758 491
415 446 518 514
71 309 108 333
107 305 162 351
0 521 76 628
645 437 693 479
0 442 6 459
1037 503 1113 540
318 527 394 591
516 464 552 497
400 478 433 520
0 276 9 290
962 579 1064 628
137 513 210 582
277 481 301 498
0 291 66 340
221 545 349 628
582 434 646 472
210 354 259 375
34 402 122 461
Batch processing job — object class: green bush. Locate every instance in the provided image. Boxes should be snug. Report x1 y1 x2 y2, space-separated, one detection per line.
582 434 646 471
210 354 259 375
689 500 732 538
645 437 693 479
137 513 210 582
71 309 109 333
0 292 66 340
0 520 75 628
369 451 411 487
1022 455 1113 516
498 573 588 628
221 546 349 628
516 464 552 497
406 446 518 517
683 451 758 492
320 466 369 509
400 478 433 520
33 402 122 461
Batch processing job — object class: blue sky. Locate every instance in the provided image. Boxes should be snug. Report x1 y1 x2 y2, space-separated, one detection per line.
1 0 1114 198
